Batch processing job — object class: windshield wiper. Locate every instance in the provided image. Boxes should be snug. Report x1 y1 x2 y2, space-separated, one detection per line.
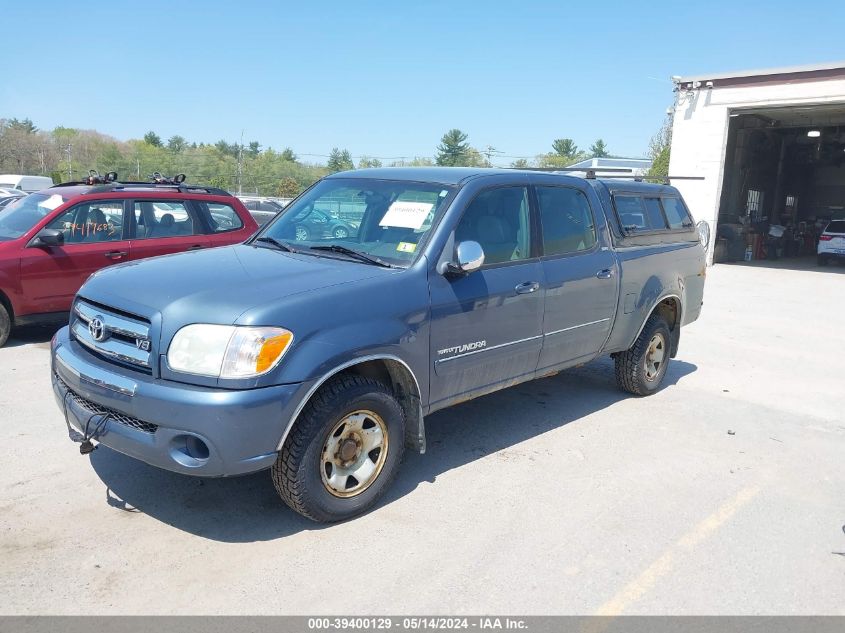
253 236 298 252
309 244 395 268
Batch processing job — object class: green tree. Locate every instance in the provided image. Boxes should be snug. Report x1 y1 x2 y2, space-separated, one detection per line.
143 131 163 147
357 156 382 169
589 139 609 158
327 148 354 173
167 135 187 153
436 129 471 166
511 158 531 168
551 138 578 159
214 140 239 157
280 147 297 162
276 177 300 197
646 116 673 179
7 118 37 133
247 141 261 157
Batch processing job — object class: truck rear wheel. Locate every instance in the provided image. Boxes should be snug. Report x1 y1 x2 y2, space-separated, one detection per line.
271 374 406 522
614 314 671 396
0 303 10 348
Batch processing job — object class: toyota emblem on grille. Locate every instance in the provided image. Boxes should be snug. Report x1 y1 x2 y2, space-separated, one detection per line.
88 317 107 342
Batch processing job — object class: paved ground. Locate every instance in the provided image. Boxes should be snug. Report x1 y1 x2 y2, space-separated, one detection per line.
2 259 844 615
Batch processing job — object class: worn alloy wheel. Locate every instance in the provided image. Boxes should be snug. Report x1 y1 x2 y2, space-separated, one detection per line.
332 226 349 239
321 410 388 497
0 303 10 348
272 374 405 522
614 313 672 396
643 333 666 382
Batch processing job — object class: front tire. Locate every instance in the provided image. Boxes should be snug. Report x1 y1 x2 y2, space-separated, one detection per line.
272 374 406 522
332 226 349 239
614 314 671 396
0 303 10 348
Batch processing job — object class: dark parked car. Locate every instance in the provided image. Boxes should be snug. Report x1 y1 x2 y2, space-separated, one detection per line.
288 204 357 241
52 167 706 522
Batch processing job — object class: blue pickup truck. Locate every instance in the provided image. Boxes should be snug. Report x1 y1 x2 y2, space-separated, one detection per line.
51 167 707 522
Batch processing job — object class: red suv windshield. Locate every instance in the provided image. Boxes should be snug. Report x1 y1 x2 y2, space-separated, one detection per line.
0 192 69 241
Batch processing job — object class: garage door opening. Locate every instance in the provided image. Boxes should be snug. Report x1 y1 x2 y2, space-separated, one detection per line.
714 104 845 269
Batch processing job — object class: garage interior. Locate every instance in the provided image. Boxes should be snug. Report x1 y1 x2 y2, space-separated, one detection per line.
715 103 845 262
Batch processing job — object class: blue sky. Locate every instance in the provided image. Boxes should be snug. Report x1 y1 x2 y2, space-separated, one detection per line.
3 0 844 163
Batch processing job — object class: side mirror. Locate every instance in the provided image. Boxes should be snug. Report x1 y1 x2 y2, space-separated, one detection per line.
441 240 485 277
29 228 64 248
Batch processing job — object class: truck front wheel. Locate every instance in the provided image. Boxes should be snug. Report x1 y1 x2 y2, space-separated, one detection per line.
614 314 671 396
0 303 10 348
272 374 406 522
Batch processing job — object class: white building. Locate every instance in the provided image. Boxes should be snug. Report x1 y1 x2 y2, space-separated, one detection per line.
565 156 652 177
668 61 845 263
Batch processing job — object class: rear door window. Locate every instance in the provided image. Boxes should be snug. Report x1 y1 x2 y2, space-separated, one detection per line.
132 201 199 239
194 201 245 233
536 186 597 256
661 197 691 229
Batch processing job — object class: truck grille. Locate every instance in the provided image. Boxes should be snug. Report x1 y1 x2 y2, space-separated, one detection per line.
56 376 158 434
71 299 153 372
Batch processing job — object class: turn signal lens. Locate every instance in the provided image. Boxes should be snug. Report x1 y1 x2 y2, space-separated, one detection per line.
168 325 294 379
256 332 294 373
221 327 294 378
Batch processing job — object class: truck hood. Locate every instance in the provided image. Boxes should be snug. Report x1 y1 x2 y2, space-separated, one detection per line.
78 244 392 328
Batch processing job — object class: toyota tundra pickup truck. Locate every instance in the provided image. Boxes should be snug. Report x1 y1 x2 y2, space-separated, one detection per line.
51 167 707 522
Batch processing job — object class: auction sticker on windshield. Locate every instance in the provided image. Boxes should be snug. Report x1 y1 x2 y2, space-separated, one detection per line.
379 201 433 230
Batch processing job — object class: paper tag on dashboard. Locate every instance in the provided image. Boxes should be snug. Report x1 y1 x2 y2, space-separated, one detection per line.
41 194 65 210
379 201 433 230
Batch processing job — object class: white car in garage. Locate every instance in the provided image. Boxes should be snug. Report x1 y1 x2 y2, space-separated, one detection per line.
818 220 845 266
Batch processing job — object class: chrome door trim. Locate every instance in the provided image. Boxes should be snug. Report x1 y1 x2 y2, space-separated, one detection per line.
544 318 611 338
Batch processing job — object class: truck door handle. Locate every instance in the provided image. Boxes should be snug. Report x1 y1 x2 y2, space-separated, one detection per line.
187 244 205 251
596 269 614 279
104 250 128 259
515 281 540 294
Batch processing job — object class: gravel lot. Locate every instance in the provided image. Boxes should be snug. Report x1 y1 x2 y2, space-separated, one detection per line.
2 260 844 615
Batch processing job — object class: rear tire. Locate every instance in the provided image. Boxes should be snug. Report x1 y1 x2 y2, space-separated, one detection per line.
818 255 829 266
614 314 671 397
271 374 405 522
0 303 10 348
295 225 310 241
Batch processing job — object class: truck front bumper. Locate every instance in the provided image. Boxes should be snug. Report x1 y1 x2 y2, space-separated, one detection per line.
51 326 307 477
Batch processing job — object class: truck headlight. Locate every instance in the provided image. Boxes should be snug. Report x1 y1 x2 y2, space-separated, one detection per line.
167 325 294 378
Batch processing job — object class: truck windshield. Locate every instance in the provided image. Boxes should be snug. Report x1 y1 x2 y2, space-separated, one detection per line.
0 192 68 241
255 178 455 267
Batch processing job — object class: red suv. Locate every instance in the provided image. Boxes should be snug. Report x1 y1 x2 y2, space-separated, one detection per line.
0 177 258 346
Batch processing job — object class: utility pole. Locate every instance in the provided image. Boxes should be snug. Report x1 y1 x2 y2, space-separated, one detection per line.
237 130 244 195
483 145 503 167
65 144 73 180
